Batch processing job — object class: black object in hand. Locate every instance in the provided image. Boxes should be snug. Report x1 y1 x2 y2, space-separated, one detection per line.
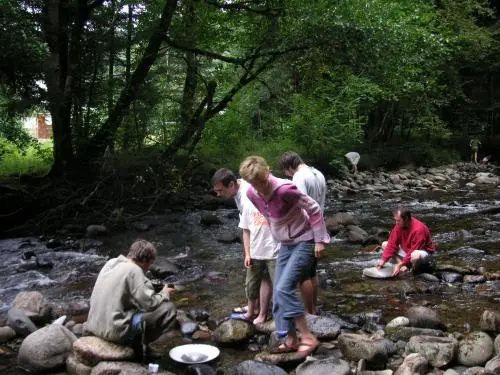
151 279 164 293
167 283 175 289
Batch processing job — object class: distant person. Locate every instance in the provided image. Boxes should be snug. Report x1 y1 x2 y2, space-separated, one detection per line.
211 168 272 318
469 138 481 164
86 239 177 360
240 155 329 356
344 151 360 174
279 151 326 314
231 198 279 325
376 207 436 276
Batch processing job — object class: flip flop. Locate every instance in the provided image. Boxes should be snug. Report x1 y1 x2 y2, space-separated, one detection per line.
270 342 298 354
230 312 254 324
296 342 319 356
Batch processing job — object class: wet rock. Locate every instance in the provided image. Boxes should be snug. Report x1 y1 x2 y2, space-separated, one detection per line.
66 353 92 375
213 319 254 343
78 238 104 251
12 291 52 324
495 335 500 354
7 307 38 337
72 336 135 367
485 355 500 374
479 310 500 332
440 272 463 283
347 225 369 243
296 356 350 375
386 317 410 329
90 361 175 375
186 363 218 375
192 330 212 340
0 326 16 343
472 172 499 185
187 309 210 322
227 359 287 375
306 314 342 339
386 327 445 342
394 352 428 375
46 238 63 249
85 224 107 238
463 275 486 284
406 306 446 331
149 256 180 277
131 221 150 232
405 335 458 368
457 331 494 366
216 231 241 244
200 214 222 226
18 324 76 373
337 333 390 363
326 212 359 227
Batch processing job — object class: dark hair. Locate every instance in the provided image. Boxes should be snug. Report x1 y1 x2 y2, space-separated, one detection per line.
211 168 237 187
394 207 412 221
127 239 157 263
278 151 303 171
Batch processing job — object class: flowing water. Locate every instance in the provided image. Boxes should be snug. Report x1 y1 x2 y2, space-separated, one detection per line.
0 183 499 373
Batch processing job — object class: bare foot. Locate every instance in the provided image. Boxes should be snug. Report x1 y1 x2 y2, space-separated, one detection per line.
253 316 267 325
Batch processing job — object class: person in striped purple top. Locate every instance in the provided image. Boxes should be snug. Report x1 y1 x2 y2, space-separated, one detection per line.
239 155 330 356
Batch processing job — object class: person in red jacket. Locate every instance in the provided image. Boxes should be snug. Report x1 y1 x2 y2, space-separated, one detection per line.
376 207 436 276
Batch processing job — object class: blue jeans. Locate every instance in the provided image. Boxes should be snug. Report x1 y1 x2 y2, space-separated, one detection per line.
273 241 315 335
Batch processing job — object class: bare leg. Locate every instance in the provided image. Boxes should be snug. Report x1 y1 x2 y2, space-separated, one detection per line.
253 278 272 324
295 315 319 352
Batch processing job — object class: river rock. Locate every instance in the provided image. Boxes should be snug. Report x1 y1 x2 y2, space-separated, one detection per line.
306 314 342 339
12 291 52 324
485 355 500 374
479 310 500 332
457 331 494 366
66 353 92 375
405 335 458 368
406 306 446 330
386 327 445 342
440 272 463 283
326 212 359 227
200 214 222 226
226 360 287 375
0 326 16 343
149 256 180 277
72 336 135 366
85 224 107 238
213 319 254 343
7 307 38 337
386 316 410 329
90 361 175 375
463 275 486 284
337 333 390 363
495 335 500 354
472 172 499 185
347 225 369 243
295 356 350 375
18 324 77 373
394 352 428 375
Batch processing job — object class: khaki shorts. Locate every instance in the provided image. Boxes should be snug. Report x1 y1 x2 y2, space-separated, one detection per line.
245 259 276 300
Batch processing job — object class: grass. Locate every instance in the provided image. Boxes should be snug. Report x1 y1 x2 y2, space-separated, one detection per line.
0 139 53 177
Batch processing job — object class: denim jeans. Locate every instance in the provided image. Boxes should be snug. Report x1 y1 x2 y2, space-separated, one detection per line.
273 241 315 335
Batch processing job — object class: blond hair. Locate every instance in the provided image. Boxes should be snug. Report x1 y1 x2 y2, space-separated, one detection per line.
239 156 270 182
127 239 157 263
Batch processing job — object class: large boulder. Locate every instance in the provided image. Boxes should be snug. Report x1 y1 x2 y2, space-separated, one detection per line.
226 360 288 375
18 324 77 372
90 361 175 375
212 319 254 343
405 335 458 368
296 357 350 375
406 306 446 331
7 307 38 337
457 331 494 366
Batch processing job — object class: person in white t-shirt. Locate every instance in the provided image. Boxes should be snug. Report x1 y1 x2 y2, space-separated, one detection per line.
231 199 279 324
211 168 272 319
279 151 327 315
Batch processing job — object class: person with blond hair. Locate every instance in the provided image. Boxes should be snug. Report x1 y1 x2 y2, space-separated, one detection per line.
239 156 330 356
86 239 177 360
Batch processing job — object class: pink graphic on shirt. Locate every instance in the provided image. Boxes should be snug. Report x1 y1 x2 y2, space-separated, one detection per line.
253 211 269 226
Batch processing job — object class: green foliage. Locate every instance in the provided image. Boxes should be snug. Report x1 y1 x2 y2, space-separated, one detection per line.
0 138 53 177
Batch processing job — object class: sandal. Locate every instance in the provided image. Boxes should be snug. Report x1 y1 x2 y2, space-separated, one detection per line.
230 312 255 324
232 306 248 314
270 342 298 354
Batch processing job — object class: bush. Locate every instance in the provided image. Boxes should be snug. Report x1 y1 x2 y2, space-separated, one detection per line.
0 138 53 177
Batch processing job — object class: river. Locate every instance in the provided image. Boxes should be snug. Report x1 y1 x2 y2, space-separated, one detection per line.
0 177 499 373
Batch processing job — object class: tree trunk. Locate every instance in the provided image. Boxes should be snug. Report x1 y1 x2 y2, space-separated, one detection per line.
89 0 179 160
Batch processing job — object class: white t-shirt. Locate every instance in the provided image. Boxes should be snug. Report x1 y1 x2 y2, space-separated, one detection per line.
234 179 250 214
238 200 280 260
293 165 326 213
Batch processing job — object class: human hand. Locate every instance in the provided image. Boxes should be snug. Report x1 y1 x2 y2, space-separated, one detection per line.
391 263 403 276
244 256 252 268
376 260 385 270
162 284 176 294
314 243 325 258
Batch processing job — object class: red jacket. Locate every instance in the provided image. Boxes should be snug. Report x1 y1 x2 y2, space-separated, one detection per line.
382 217 436 266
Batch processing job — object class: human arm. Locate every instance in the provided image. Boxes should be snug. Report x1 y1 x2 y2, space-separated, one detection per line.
242 229 252 268
376 226 401 269
129 269 169 312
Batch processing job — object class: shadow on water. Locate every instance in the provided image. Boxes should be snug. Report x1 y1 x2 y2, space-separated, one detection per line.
0 185 499 373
